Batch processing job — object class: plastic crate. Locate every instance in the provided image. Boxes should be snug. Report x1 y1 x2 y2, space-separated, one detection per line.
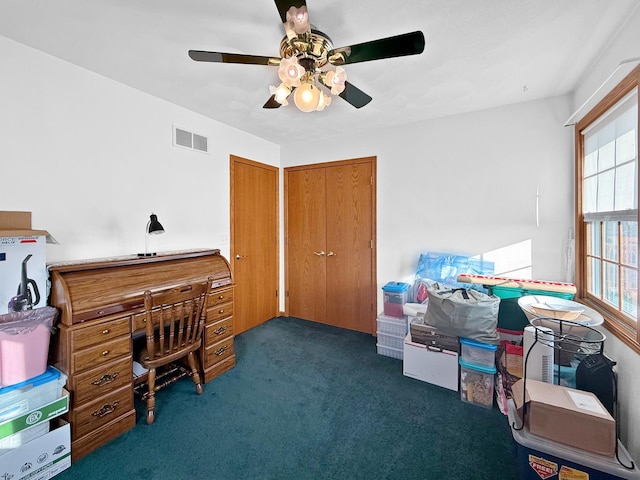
459 359 496 409
376 344 403 360
376 331 404 351
460 338 497 369
490 286 574 332
376 314 407 336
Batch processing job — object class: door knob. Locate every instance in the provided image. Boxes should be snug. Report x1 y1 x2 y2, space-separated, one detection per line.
327 251 336 257
235 254 246 260
313 251 325 256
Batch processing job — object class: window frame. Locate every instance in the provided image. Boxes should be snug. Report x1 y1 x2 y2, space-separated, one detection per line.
575 65 640 353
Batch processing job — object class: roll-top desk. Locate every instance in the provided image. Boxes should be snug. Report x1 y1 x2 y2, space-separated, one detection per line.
48 249 234 459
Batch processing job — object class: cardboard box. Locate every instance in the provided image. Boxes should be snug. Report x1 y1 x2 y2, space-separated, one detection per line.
0 211 56 315
0 420 71 479
403 334 459 391
512 379 616 456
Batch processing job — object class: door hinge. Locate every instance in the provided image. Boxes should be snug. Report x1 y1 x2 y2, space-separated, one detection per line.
370 240 374 249
370 176 373 186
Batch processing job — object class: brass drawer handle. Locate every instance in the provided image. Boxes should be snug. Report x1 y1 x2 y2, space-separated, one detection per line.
92 401 119 418
218 294 225 300
213 346 228 356
218 309 225 315
213 326 227 335
101 350 110 356
102 329 110 335
91 371 120 386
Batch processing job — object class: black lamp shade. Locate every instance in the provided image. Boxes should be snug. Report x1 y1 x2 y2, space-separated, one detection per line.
147 214 164 235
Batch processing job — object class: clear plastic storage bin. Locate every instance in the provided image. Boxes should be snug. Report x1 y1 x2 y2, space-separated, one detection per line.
460 338 497 369
459 359 496 408
382 282 410 318
0 366 67 424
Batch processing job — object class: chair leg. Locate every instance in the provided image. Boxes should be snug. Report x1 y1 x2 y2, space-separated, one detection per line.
146 367 156 425
187 352 203 395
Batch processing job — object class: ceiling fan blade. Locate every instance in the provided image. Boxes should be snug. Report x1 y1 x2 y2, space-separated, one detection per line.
274 0 307 24
339 82 372 109
263 95 282 109
328 31 425 66
188 50 279 66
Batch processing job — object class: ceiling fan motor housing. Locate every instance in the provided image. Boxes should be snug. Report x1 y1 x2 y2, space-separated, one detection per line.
279 28 334 72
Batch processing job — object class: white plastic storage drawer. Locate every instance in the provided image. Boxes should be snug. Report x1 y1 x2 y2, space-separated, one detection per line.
376 314 407 336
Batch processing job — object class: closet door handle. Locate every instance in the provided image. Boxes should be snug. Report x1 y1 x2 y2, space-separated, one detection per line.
313 251 325 256
327 251 336 257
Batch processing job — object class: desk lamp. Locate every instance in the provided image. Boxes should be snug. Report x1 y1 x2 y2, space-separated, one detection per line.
138 213 165 257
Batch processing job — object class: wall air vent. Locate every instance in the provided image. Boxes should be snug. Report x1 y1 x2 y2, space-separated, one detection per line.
172 125 209 154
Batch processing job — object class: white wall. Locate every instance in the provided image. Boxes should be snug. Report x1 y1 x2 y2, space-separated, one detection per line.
0 36 280 264
569 5 640 462
281 95 574 297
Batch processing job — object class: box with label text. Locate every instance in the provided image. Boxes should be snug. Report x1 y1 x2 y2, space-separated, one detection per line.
0 211 56 315
512 379 615 456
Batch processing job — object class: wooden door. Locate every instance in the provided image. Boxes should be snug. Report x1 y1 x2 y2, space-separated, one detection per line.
230 156 279 334
285 167 327 323
325 162 375 332
285 157 377 334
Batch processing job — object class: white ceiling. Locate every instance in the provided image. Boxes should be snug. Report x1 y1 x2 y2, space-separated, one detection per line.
2 0 639 145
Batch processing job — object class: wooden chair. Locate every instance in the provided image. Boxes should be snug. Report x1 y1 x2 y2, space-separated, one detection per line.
138 280 210 424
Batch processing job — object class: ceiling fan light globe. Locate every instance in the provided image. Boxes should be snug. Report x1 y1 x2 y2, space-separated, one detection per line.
330 66 347 94
278 56 304 87
286 6 310 35
316 92 332 111
270 84 291 105
294 83 321 112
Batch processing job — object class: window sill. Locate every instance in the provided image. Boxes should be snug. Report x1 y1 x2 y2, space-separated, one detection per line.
575 296 640 355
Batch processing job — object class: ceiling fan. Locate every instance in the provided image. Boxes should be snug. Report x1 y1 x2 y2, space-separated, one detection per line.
188 0 425 113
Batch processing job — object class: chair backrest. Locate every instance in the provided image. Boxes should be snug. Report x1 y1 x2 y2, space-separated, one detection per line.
143 281 210 361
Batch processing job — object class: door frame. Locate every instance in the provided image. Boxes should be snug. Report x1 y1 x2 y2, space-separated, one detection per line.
284 156 377 334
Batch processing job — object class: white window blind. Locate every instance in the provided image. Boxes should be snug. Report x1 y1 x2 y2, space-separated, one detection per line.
582 88 638 222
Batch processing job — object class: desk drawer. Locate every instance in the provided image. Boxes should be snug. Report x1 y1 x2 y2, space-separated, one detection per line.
207 302 233 323
205 317 233 346
132 312 147 333
205 337 234 365
72 336 131 373
71 316 131 350
72 384 134 439
208 288 233 308
72 357 133 405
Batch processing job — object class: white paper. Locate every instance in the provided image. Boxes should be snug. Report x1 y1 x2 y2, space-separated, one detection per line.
567 390 606 415
132 361 148 378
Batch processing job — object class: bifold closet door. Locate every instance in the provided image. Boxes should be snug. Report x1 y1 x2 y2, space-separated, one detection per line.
324 162 374 332
286 167 328 323
286 158 376 334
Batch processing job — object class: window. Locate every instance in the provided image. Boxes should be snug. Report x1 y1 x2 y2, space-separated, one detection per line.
576 67 640 352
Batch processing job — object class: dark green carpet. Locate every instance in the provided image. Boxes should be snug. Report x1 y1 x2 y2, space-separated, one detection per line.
56 317 519 480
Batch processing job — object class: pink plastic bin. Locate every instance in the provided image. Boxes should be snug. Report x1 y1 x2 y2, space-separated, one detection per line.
0 307 58 387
